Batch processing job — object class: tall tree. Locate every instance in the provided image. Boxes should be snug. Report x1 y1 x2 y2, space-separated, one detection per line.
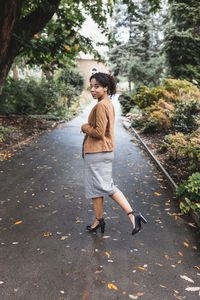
109 0 165 91
0 0 113 96
164 0 200 83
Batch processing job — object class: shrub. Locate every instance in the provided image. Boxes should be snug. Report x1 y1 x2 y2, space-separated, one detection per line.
0 67 84 117
133 86 165 109
177 172 200 214
0 125 16 144
164 129 200 170
163 78 200 102
170 100 200 133
118 93 134 114
0 77 60 115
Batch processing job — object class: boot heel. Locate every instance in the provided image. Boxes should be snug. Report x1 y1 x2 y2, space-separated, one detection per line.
140 215 147 224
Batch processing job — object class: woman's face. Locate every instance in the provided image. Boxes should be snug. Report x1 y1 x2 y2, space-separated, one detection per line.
90 78 108 100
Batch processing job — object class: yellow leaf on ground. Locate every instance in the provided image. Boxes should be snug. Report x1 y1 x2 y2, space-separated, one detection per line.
105 251 110 258
82 291 89 298
137 266 147 271
108 283 118 290
165 203 171 206
136 292 144 295
154 192 161 196
160 285 167 288
193 246 197 250
177 260 182 264
184 242 189 247
194 266 200 270
14 221 23 225
178 251 183 257
164 254 169 260
43 232 52 237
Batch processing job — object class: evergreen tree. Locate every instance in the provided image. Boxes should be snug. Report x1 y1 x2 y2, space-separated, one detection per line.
164 0 200 84
109 0 165 92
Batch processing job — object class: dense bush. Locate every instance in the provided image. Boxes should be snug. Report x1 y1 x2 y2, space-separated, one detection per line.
131 99 173 133
170 100 200 134
118 93 134 114
0 67 84 117
164 129 200 171
120 79 200 114
133 86 165 109
177 172 200 214
0 125 16 143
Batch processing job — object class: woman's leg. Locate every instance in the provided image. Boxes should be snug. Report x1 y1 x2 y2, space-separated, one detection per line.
109 190 135 228
90 196 104 228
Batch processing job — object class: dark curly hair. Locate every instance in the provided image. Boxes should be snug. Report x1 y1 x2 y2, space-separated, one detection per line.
90 72 116 96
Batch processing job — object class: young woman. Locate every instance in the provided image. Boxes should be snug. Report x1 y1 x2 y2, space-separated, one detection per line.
81 72 147 235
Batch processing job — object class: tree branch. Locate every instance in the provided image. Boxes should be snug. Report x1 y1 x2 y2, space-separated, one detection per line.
14 0 61 41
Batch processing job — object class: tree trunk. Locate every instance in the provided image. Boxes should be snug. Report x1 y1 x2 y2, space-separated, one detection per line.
0 0 61 96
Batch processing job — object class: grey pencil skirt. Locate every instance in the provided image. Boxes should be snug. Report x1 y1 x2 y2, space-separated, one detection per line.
84 151 119 199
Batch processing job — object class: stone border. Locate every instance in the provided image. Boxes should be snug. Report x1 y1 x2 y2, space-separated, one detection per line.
123 120 200 228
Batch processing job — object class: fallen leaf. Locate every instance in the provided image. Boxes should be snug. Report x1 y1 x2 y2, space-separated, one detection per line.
185 287 200 292
136 292 144 296
154 192 161 196
194 266 200 270
180 275 194 283
137 266 147 271
61 236 68 240
82 291 89 298
178 251 183 257
193 246 197 250
164 254 169 260
184 242 189 247
160 285 167 288
129 295 138 299
14 221 23 225
108 283 118 290
43 232 52 237
155 263 163 267
105 251 110 258
177 260 182 264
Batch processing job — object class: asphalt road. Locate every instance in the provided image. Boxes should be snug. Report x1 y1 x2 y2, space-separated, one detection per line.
0 96 200 300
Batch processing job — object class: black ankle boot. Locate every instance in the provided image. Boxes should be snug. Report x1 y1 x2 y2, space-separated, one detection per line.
127 211 147 235
86 217 105 233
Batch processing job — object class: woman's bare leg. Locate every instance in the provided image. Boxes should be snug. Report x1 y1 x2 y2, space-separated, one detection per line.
109 190 135 228
90 196 104 228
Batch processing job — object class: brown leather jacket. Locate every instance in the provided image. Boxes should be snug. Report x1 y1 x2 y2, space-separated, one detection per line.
81 98 115 154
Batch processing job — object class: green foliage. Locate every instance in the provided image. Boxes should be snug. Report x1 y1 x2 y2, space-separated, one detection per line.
0 126 16 143
0 77 60 115
109 0 165 90
16 0 115 69
118 92 134 114
0 67 84 117
133 85 165 108
164 0 200 84
177 172 200 214
127 79 200 134
171 100 200 133
164 129 200 170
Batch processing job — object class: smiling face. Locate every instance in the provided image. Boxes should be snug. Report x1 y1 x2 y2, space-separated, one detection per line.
90 78 108 101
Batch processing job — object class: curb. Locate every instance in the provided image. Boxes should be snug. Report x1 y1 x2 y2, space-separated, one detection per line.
123 120 200 228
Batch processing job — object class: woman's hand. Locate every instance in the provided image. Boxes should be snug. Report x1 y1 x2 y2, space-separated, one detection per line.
81 123 88 133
